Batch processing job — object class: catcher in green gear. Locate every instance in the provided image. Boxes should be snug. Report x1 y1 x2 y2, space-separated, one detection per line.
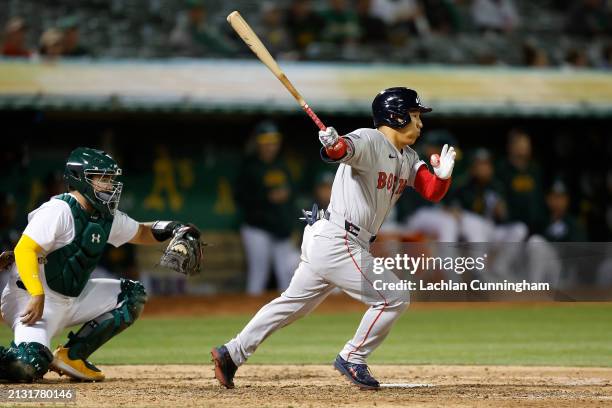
0 147 203 382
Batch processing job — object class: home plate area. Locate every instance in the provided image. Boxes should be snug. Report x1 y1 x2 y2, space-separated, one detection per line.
10 364 610 408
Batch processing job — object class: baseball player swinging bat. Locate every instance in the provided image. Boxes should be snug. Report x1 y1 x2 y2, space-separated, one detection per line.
214 10 457 393
227 11 326 131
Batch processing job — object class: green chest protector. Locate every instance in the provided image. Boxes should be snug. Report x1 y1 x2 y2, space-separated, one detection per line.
44 194 113 297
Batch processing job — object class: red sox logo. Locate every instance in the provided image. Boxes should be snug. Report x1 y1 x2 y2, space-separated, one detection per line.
377 172 407 195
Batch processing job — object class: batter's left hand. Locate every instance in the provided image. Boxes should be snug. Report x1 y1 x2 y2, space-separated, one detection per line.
433 144 456 180
20 294 44 325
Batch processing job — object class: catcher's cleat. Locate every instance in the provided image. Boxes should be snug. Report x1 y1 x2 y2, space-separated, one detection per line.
49 346 105 382
211 345 237 389
334 355 380 390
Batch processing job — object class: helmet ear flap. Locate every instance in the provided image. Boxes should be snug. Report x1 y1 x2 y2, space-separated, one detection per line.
389 113 409 127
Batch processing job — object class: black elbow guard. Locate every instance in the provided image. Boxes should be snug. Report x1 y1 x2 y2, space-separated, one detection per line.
151 221 183 242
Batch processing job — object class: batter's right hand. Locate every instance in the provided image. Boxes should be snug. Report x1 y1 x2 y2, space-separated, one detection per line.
319 126 339 148
20 294 44 325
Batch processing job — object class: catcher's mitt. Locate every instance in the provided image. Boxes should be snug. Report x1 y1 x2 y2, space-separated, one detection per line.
159 225 203 276
0 251 15 270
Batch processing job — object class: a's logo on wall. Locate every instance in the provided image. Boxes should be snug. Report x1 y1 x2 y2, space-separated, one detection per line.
91 233 101 243
144 146 194 212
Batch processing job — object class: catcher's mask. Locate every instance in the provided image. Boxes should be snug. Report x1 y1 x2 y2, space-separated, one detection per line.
64 147 123 218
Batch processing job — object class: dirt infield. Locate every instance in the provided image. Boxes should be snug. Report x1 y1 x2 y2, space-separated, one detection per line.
3 365 610 407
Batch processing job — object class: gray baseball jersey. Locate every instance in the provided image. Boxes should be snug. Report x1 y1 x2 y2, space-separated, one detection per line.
327 128 425 234
224 127 422 368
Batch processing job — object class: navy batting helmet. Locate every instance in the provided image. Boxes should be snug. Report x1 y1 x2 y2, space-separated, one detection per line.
372 87 432 129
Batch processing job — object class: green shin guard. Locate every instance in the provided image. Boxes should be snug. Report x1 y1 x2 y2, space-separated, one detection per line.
64 279 147 361
0 342 53 382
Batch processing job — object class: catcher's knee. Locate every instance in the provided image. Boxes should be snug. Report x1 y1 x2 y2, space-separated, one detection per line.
1 342 53 382
118 279 147 323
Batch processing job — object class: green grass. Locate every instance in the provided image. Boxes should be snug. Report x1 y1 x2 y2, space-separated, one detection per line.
1 304 611 366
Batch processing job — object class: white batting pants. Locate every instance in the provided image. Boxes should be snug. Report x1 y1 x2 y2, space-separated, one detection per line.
405 206 459 242
241 224 299 295
459 211 528 243
226 219 409 366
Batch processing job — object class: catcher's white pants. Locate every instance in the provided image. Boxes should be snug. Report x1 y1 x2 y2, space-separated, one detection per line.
1 266 123 349
226 219 409 365
241 224 299 295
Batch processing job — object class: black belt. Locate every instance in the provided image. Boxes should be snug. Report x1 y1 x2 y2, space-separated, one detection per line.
323 210 377 243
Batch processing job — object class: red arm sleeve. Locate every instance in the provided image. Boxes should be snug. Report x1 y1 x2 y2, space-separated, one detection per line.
413 165 451 202
325 137 348 160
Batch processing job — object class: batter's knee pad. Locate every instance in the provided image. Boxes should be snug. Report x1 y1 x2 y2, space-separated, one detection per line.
64 279 147 360
0 342 53 382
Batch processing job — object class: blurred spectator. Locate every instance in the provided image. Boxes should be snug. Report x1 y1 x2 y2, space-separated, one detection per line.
369 0 430 39
543 180 587 242
235 121 299 295
573 134 610 242
522 41 550 67
496 129 546 234
1 17 31 57
39 28 64 59
564 47 590 68
471 0 520 33
313 170 335 209
58 16 91 57
451 148 527 242
169 0 237 57
0 0 609 66
255 2 292 57
356 0 388 45
423 0 462 35
566 0 612 38
319 0 361 46
452 0 477 32
453 148 507 222
285 0 325 56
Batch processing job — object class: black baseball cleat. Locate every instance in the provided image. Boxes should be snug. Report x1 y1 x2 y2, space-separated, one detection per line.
334 355 380 390
211 345 238 389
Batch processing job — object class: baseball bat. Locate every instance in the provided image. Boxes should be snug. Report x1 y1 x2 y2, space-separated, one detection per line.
226 11 326 131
